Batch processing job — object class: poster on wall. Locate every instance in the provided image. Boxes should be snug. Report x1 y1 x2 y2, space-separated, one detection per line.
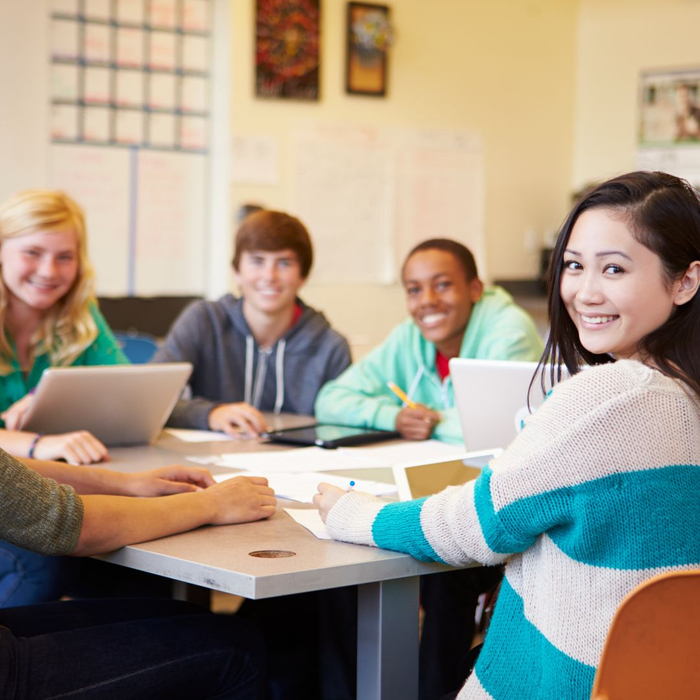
639 69 700 145
637 68 700 187
255 0 320 100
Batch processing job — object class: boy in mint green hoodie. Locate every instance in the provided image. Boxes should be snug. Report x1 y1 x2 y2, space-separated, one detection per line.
314 238 544 700
315 238 544 444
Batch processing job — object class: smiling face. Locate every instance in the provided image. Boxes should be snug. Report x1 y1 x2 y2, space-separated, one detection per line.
234 248 306 317
560 207 688 360
0 228 79 316
402 248 483 358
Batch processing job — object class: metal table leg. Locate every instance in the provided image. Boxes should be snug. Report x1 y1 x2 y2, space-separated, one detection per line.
357 576 420 700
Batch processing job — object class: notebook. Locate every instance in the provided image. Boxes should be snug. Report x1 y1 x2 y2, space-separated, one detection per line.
392 449 501 501
21 363 192 446
450 359 566 452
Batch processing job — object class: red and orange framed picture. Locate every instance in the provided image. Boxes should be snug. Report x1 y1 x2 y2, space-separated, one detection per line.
346 2 392 97
255 0 320 100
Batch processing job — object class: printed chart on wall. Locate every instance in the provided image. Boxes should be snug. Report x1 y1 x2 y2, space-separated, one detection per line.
291 125 484 285
48 0 211 295
637 68 700 188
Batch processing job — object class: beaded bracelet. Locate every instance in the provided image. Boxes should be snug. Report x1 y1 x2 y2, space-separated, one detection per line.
28 433 44 459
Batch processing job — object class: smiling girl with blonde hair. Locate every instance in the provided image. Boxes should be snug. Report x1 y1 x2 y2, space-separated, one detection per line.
0 189 127 607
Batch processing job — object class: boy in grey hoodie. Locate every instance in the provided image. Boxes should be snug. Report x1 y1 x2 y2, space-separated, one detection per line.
152 210 351 432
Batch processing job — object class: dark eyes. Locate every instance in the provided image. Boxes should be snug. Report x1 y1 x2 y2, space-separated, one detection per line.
562 260 625 274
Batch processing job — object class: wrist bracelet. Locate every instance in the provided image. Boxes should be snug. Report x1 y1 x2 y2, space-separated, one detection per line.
28 433 44 459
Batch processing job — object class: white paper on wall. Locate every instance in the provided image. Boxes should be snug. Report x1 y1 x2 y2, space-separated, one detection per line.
50 144 131 295
231 135 279 185
135 150 207 294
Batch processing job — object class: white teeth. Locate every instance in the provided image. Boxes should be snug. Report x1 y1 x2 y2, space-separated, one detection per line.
421 313 447 325
582 315 616 324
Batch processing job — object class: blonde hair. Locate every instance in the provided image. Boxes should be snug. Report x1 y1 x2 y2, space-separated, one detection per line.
0 190 98 374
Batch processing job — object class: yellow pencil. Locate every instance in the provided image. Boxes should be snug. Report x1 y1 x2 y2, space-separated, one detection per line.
386 381 418 409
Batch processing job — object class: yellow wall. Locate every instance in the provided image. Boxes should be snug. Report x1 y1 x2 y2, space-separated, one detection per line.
229 0 578 354
573 0 700 187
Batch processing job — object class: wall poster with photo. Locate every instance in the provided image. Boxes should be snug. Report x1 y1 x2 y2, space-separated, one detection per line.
637 68 700 188
255 0 320 100
639 68 700 145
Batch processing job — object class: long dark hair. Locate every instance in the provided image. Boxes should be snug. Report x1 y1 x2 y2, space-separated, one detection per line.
538 171 700 398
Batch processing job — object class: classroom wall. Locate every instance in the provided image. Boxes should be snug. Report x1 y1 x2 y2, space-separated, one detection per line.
228 0 578 355
573 0 700 188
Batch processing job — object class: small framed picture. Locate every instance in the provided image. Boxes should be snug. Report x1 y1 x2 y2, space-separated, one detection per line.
346 2 391 97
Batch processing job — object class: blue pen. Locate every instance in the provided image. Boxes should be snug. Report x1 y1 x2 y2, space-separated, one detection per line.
347 480 355 491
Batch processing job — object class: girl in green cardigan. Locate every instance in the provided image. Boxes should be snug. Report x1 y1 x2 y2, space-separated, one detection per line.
0 189 127 465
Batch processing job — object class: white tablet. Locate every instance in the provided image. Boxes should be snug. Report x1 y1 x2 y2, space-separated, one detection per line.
392 449 501 501
21 363 192 446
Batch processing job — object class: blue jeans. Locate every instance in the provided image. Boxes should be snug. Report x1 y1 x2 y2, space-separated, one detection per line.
0 541 79 608
0 598 265 699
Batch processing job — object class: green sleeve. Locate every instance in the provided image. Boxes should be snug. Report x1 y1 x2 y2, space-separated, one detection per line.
432 407 465 444
79 305 129 366
314 326 409 431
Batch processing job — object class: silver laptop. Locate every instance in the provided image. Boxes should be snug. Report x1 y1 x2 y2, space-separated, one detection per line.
392 449 501 501
21 363 192 446
450 359 566 452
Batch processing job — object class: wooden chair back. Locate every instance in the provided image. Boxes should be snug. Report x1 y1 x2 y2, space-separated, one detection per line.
591 569 700 700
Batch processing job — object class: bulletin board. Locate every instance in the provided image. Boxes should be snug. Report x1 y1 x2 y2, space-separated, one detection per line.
47 0 212 295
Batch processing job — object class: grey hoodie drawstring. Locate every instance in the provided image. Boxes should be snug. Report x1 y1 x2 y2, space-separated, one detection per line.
244 335 254 405
274 339 286 414
244 335 285 412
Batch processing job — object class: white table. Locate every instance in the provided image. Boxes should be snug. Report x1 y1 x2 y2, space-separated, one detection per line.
97 430 456 700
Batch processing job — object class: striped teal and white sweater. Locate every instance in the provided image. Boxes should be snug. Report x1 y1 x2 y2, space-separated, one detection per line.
325 360 700 699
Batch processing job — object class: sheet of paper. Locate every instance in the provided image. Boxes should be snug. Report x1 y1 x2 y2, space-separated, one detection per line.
213 470 395 504
150 0 177 29
115 110 143 145
84 0 110 21
185 454 224 466
149 31 177 71
116 27 144 68
231 135 279 185
52 18 79 60
283 508 331 540
339 440 466 465
165 428 232 443
84 67 111 104
51 64 79 101
149 73 176 110
217 446 371 473
116 70 143 107
83 106 110 143
217 441 465 473
84 23 111 63
51 105 79 141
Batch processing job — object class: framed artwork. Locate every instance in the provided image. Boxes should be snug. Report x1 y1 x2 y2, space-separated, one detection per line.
255 0 320 100
346 2 391 97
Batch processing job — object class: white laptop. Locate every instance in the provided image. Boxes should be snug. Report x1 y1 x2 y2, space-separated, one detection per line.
392 449 501 501
21 363 192 446
450 359 568 452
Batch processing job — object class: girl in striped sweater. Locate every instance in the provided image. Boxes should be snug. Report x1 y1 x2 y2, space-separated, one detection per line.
314 171 700 700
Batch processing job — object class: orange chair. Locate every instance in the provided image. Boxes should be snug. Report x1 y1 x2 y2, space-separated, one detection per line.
591 569 700 700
